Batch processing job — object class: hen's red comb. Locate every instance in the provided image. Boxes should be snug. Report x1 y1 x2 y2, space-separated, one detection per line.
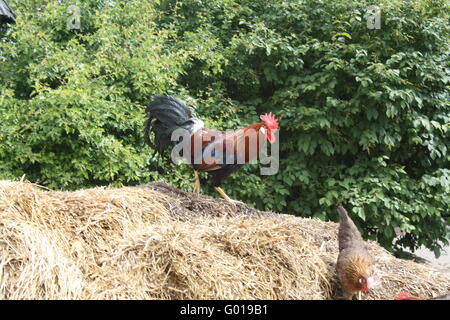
260 112 278 130
395 292 410 300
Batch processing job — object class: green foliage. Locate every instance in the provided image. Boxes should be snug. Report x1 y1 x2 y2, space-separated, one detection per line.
0 0 448 255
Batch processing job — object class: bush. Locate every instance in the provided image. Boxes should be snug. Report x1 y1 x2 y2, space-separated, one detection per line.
1 0 448 255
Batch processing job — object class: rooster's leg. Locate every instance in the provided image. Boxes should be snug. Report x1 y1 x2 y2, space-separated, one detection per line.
214 187 245 208
214 187 233 202
357 291 362 300
193 171 201 194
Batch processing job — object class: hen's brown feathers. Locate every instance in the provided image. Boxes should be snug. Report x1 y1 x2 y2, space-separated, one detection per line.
336 205 376 299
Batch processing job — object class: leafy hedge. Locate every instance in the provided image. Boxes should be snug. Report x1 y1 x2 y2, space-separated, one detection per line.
0 0 448 255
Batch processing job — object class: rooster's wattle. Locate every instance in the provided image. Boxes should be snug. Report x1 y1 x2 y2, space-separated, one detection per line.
336 205 379 299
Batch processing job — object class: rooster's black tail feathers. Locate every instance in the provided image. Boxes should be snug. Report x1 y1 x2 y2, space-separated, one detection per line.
144 95 203 157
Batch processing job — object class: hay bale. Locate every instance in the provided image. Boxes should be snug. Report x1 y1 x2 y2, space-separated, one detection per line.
0 180 448 299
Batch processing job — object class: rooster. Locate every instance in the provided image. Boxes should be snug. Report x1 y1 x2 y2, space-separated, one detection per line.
0 1 16 24
336 205 379 299
144 95 278 202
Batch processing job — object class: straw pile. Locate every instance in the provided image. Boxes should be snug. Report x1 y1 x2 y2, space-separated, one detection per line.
0 180 448 300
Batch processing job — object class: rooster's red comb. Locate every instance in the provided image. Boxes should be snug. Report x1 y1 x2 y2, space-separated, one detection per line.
260 112 278 130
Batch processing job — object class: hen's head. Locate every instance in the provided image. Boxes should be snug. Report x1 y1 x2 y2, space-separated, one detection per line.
260 112 278 144
358 276 379 292
345 256 380 294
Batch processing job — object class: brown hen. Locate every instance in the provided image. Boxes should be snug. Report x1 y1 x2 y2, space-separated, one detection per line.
336 205 379 300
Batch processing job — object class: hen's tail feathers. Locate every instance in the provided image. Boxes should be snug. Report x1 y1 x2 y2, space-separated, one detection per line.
337 204 350 221
337 204 366 252
144 95 204 157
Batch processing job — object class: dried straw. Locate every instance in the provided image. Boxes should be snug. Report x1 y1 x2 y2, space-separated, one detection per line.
0 180 448 299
